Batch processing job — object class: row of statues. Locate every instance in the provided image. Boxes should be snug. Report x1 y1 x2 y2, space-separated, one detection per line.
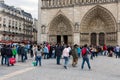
41 0 117 7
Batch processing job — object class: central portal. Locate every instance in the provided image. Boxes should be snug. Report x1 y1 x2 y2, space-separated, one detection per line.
57 35 68 44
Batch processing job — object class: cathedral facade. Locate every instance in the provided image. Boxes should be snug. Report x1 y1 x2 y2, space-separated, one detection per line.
38 0 120 46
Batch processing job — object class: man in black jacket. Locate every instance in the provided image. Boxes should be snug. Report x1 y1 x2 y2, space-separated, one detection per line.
6 45 13 66
1 44 6 65
55 44 62 65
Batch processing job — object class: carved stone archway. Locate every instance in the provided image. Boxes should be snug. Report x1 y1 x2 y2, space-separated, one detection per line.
80 5 117 46
49 14 73 44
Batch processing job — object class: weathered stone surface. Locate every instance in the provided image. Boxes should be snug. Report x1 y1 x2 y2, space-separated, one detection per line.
38 1 120 46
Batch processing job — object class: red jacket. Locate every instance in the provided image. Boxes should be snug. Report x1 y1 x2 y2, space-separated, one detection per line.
103 45 107 50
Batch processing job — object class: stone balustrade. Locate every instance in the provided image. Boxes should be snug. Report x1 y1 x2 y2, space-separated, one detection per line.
41 0 118 8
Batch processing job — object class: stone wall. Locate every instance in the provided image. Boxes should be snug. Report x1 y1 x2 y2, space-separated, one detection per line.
39 1 120 45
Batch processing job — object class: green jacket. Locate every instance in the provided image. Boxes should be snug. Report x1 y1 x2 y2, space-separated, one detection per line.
12 48 17 55
71 48 78 59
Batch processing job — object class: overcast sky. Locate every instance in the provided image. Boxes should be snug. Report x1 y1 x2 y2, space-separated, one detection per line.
5 0 38 19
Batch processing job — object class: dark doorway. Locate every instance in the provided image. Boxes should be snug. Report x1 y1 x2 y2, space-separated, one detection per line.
57 35 61 44
91 33 97 46
63 35 68 45
99 33 105 46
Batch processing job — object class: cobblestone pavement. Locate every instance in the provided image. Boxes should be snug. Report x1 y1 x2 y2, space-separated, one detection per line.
0 56 120 80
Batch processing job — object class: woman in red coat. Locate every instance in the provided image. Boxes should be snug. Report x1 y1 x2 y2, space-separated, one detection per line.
103 44 108 56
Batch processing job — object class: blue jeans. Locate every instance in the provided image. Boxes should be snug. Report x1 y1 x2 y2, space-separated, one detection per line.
1 55 6 65
6 56 12 66
56 56 61 64
52 53 55 58
21 54 25 62
64 57 69 67
35 56 41 66
115 52 120 58
44 53 49 59
78 53 80 58
81 57 91 69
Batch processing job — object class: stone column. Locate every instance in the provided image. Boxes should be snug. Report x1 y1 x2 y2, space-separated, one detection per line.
56 0 58 6
63 0 66 5
37 0 42 43
117 32 120 46
51 0 54 6
49 0 51 6
46 0 49 7
73 32 80 45
66 0 69 5
97 33 99 46
53 0 55 6
44 0 47 7
42 0 44 7
117 23 120 45
61 35 63 43
61 0 63 6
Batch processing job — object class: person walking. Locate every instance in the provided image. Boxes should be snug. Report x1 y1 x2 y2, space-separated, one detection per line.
81 44 91 70
71 44 78 67
62 45 69 69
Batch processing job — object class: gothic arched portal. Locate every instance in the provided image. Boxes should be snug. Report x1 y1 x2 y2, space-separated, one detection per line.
80 5 117 46
49 14 73 44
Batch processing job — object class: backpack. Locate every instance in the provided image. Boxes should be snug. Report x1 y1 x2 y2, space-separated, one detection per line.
82 48 87 56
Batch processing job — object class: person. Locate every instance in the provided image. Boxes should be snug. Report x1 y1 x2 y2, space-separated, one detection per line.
6 45 13 66
43 45 49 59
52 48 55 58
12 45 17 58
20 44 26 62
35 45 43 66
81 44 91 70
55 44 62 65
103 44 108 56
77 45 81 58
32 44 37 58
71 44 78 67
62 45 69 69
30 44 33 58
114 45 120 58
1 44 6 65
47 43 51 58
17 45 21 62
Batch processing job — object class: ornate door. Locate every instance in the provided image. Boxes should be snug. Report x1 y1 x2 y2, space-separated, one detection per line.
91 33 97 46
99 33 105 46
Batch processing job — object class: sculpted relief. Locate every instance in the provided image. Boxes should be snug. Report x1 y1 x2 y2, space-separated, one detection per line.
41 25 46 34
88 17 105 32
57 22 67 33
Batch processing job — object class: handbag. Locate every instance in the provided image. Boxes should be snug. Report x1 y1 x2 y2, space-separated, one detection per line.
9 58 16 64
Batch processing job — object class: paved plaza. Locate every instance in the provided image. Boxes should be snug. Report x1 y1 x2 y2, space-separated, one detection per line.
0 56 120 80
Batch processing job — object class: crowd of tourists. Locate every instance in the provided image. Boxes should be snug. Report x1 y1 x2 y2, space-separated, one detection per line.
0 42 120 70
